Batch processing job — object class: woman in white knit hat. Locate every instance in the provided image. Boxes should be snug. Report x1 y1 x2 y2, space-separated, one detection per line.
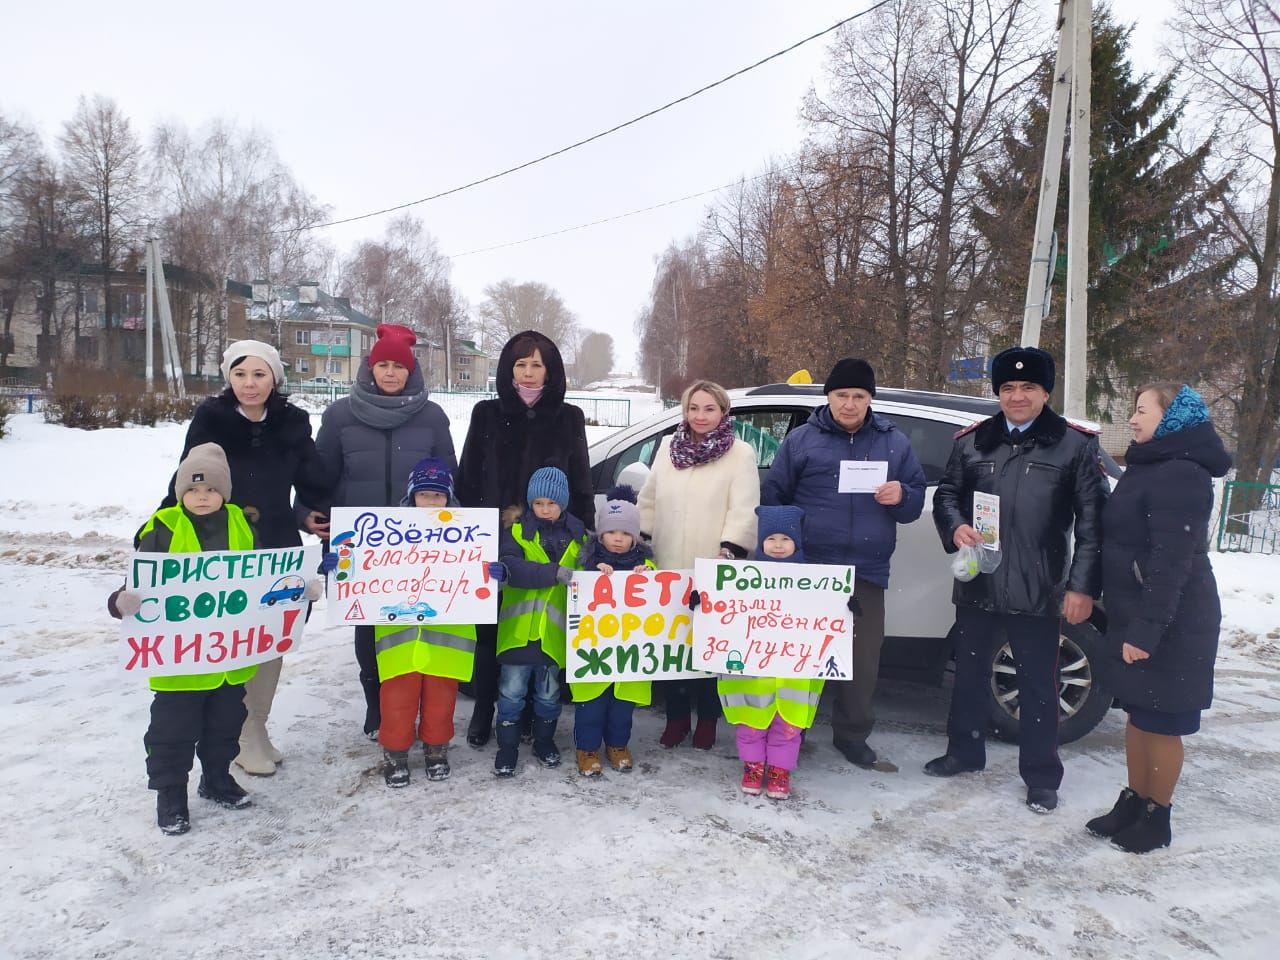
154 339 333 775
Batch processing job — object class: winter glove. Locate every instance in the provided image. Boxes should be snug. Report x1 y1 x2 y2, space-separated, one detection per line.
487 561 508 583
304 578 325 602
320 551 339 574
688 590 702 612
846 595 862 618
555 565 575 586
115 590 143 617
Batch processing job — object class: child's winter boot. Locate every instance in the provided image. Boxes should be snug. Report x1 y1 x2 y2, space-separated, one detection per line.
156 786 190 836
605 745 634 772
691 716 717 750
1111 799 1172 854
766 766 792 800
576 749 603 778
494 720 520 777
532 716 561 768
1085 787 1146 838
740 761 765 796
197 770 252 809
423 743 450 781
659 716 690 748
383 749 411 788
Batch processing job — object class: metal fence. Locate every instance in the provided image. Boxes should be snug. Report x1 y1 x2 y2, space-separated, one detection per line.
0 378 46 413
1216 481 1280 554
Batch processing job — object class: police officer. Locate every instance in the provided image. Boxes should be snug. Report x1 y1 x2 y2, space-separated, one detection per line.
925 346 1108 813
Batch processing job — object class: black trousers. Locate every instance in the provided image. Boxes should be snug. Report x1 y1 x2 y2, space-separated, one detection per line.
661 677 721 722
143 683 247 790
469 622 500 719
354 625 381 714
945 605 1064 790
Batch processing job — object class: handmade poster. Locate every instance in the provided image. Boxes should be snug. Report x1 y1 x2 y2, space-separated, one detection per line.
838 459 889 494
326 507 499 626
119 545 321 677
566 569 710 683
973 491 1000 550
692 558 855 679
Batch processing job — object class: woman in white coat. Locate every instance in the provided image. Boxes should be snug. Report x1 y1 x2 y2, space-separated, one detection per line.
638 380 759 749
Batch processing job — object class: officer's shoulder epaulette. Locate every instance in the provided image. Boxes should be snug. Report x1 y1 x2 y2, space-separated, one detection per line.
953 421 981 440
1066 420 1100 436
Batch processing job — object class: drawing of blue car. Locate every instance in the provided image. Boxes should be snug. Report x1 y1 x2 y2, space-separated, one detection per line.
260 575 306 606
380 600 438 622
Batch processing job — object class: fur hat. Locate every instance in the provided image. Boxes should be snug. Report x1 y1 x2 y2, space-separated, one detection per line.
405 457 454 502
176 442 232 502
824 358 877 397
368 323 417 369
754 504 805 563
596 484 641 542
527 466 570 511
221 340 284 387
991 346 1055 395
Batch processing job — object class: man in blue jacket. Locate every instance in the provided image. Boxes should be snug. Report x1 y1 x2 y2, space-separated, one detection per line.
762 358 926 769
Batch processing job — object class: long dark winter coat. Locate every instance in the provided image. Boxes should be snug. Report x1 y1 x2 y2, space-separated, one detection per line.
1094 421 1232 713
160 391 331 549
932 407 1109 617
454 331 593 526
314 365 455 510
762 406 926 588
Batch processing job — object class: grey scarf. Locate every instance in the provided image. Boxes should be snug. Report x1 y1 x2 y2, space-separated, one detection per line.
348 364 433 430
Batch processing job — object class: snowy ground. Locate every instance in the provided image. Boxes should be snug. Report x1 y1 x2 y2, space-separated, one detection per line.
2 409 1279 960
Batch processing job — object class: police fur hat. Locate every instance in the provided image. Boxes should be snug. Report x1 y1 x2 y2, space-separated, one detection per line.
991 346 1055 395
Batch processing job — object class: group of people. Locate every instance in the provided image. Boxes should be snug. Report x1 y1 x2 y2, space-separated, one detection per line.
107 324 1230 859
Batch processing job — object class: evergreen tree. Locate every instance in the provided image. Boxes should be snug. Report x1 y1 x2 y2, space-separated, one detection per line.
974 7 1233 416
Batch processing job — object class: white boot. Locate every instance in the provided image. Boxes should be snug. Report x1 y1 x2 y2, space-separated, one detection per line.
235 657 282 776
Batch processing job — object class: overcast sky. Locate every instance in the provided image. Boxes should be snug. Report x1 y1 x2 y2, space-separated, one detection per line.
3 0 1170 371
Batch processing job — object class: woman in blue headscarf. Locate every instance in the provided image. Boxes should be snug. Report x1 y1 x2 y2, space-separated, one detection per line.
1085 383 1231 854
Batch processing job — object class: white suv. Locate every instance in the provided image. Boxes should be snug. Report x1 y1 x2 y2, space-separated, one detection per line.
588 382 1120 744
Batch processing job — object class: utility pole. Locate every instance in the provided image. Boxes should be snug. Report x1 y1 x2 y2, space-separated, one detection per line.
1021 0 1091 419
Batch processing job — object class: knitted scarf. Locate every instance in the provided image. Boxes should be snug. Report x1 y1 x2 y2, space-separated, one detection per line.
348 363 432 430
1154 385 1210 438
669 415 736 470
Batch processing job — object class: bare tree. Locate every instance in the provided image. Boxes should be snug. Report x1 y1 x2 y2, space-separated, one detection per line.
575 330 615 385
59 95 146 366
478 279 578 354
1170 0 1280 485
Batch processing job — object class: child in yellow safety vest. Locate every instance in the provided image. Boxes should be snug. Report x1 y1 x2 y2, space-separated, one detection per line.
356 458 481 788
492 467 588 777
572 485 655 777
717 505 836 801
108 443 322 835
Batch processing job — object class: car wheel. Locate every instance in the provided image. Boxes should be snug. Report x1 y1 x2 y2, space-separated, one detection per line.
266 598 276 606
985 618 1112 745
291 592 303 602
416 614 425 621
386 613 396 621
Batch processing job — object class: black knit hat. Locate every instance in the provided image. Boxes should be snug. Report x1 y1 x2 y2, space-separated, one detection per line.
990 346 1055 395
823 358 876 396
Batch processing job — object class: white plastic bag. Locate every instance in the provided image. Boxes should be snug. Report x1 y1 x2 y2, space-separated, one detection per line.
952 544 1002 581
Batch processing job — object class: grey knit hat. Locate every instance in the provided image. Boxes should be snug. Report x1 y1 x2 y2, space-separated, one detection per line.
175 443 232 501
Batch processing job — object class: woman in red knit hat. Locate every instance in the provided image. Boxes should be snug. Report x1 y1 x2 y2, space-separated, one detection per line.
304 323 456 744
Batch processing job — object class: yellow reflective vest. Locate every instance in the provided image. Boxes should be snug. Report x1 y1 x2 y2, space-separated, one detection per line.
571 557 657 707
496 522 586 669
374 621 477 683
717 676 825 730
138 505 259 693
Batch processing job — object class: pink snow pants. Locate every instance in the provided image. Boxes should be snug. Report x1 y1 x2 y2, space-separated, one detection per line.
735 715 802 770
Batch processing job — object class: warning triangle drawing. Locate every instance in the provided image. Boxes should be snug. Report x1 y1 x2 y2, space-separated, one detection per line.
345 600 366 622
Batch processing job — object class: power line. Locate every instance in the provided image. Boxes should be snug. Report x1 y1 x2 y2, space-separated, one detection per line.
446 168 791 258
288 1 892 236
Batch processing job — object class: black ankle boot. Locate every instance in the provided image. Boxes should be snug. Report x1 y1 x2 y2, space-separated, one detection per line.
494 720 520 777
197 772 252 809
382 749 411 788
468 704 494 748
1111 799 1172 854
156 786 190 835
1085 787 1146 838
532 716 560 767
